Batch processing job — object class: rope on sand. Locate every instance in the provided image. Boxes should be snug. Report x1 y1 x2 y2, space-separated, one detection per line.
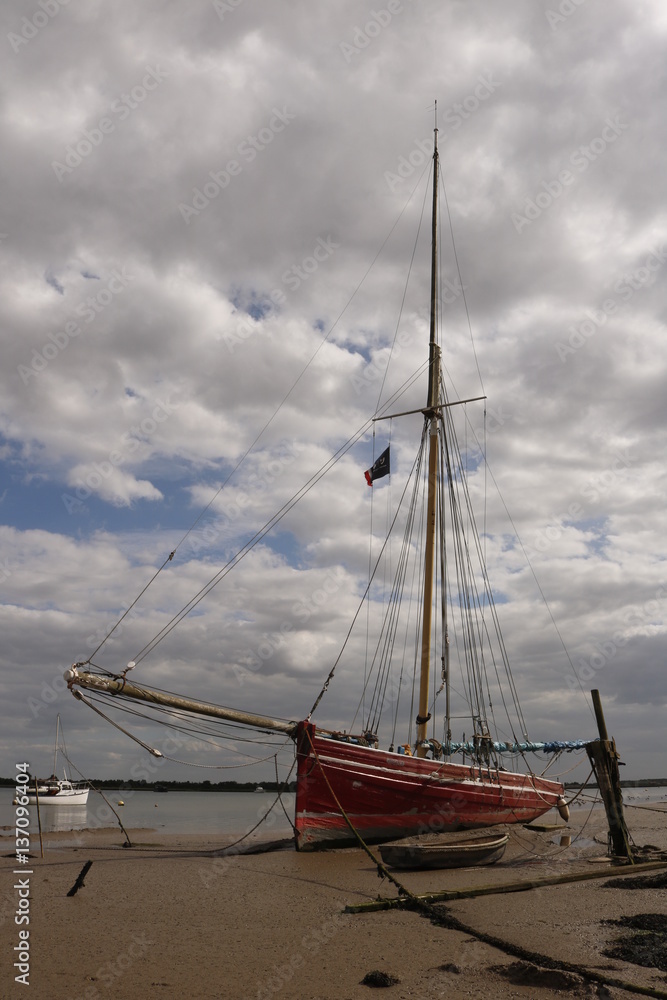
311 717 667 1000
421 904 667 1000
346 862 667 999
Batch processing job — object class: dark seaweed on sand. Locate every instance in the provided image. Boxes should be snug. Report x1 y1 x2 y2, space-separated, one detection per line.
602 913 667 972
360 970 400 987
603 871 667 891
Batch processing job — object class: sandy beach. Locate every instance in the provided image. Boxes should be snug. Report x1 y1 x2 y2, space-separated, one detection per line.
2 801 667 1000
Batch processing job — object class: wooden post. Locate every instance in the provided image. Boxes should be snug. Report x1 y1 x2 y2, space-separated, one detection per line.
586 690 633 862
34 777 44 859
591 687 610 741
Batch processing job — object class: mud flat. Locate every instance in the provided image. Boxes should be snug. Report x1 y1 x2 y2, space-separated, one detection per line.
1 802 666 999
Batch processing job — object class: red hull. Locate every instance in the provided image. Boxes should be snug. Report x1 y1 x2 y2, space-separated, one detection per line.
294 723 564 851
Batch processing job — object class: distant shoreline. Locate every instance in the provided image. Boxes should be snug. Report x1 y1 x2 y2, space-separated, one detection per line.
0 777 295 792
2 775 666 791
565 778 667 789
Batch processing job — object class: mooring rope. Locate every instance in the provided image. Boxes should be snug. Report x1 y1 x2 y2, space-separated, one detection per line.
305 732 667 999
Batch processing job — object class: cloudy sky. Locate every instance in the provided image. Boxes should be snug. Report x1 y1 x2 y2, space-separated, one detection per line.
1 0 666 789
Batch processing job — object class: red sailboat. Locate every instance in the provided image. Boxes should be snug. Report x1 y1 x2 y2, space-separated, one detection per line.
67 119 574 849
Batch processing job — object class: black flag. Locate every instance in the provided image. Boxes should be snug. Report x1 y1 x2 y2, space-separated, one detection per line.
364 446 390 487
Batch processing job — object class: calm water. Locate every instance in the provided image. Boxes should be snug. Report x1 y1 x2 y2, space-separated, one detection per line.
1 784 664 840
0 786 294 839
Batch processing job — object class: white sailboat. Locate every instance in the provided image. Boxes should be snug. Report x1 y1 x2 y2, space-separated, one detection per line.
28 715 89 805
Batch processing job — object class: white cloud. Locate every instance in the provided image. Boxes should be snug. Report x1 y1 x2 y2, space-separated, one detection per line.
0 0 665 786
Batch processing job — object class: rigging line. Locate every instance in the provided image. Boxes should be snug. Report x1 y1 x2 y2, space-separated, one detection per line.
374 159 432 414
441 413 484 725
366 484 411 727
394 453 428 749
131 422 372 664
80 689 289 747
354 430 425 733
462 421 595 718
90 180 436 664
407 471 428 748
364 423 376 728
274 754 296 835
438 155 484 396
441 398 529 741
625 802 667 814
72 690 164 756
382 423 393 711
364 432 426 734
436 447 448 732
130 364 429 667
177 185 421 547
305 727 415 901
178 756 298 856
426 452 451 738
159 751 285 769
440 376 594 728
370 503 414 732
309 442 425 721
80 690 287 753
437 160 492 650
408 484 428 744
540 753 589 780
56 743 133 845
445 452 518 765
363 159 434 709
85 551 175 663
390 472 426 747
452 449 511 748
78 672 296 724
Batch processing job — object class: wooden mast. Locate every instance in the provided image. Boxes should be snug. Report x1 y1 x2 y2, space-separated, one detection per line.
65 665 297 736
416 119 440 758
53 714 60 775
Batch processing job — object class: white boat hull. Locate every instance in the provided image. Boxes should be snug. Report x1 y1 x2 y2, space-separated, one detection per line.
28 783 89 805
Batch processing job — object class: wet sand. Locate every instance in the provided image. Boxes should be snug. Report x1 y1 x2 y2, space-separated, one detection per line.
2 801 666 999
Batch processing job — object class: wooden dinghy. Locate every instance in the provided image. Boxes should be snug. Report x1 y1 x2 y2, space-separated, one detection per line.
378 827 510 870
